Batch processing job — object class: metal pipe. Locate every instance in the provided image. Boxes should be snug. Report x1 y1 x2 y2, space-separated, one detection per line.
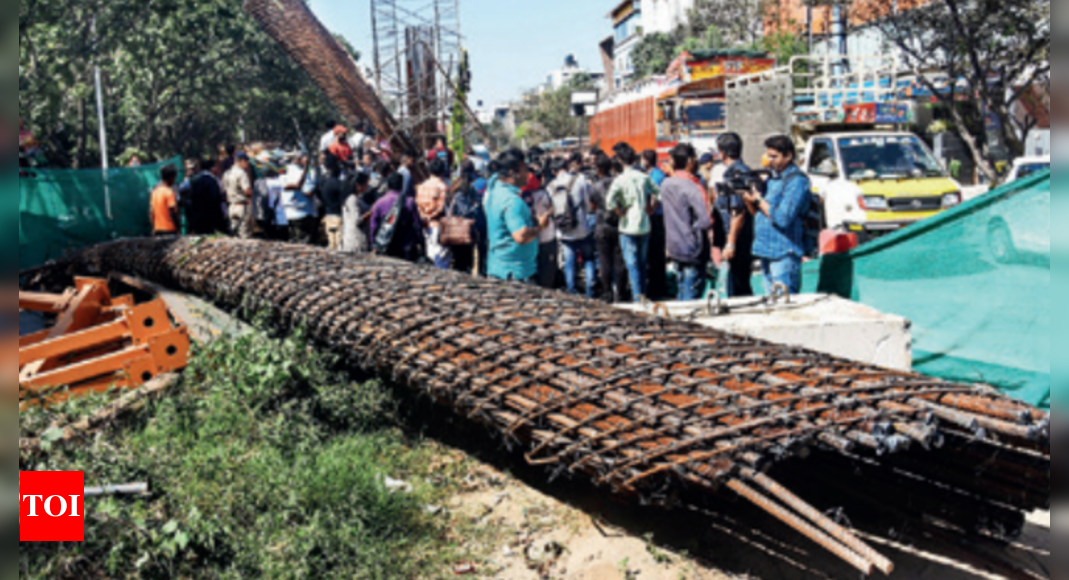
85 483 150 498
727 479 875 576
742 469 895 576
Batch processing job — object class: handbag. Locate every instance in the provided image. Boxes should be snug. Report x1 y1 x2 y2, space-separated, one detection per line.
438 195 475 247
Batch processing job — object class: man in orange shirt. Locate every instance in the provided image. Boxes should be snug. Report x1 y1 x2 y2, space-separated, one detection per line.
328 125 353 164
150 164 180 236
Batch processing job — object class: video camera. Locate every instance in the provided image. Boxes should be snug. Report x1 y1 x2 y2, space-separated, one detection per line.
718 167 771 198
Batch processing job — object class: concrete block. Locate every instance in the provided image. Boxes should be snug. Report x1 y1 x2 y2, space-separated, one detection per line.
618 294 912 371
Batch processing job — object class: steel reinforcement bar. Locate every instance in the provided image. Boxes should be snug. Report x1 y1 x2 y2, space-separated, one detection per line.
46 238 1049 576
242 0 423 171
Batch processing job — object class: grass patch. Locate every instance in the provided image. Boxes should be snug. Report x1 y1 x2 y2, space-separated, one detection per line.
19 325 480 580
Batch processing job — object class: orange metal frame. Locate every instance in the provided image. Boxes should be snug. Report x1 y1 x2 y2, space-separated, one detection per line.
19 277 190 406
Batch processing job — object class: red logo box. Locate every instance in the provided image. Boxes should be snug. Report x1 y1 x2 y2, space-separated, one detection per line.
20 471 85 542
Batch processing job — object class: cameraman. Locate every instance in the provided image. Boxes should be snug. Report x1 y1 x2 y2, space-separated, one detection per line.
714 133 755 297
742 135 811 295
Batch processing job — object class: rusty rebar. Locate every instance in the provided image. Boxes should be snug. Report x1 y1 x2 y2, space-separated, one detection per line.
34 237 1050 577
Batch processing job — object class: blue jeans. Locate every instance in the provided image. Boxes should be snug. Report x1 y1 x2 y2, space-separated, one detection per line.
561 238 597 298
619 233 650 303
672 261 705 301
761 255 802 296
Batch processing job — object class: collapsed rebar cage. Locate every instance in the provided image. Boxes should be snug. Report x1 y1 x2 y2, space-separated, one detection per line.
36 237 1050 577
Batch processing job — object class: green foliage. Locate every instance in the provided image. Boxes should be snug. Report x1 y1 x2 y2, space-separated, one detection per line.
334 34 361 63
645 533 673 565
512 73 595 145
631 33 678 78
19 326 470 579
761 30 808 64
19 0 340 168
948 159 963 180
450 50 470 162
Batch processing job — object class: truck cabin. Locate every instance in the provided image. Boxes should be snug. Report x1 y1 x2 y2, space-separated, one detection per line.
809 134 948 182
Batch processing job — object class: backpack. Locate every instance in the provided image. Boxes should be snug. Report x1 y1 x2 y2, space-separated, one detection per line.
551 174 581 232
373 192 409 255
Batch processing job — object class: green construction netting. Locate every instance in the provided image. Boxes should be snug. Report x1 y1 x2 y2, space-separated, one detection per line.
19 158 182 272
756 171 1051 409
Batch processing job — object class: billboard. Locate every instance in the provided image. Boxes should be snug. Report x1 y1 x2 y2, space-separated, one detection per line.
688 58 776 82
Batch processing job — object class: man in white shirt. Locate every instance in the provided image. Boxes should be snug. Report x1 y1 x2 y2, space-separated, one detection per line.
282 153 319 244
318 120 338 153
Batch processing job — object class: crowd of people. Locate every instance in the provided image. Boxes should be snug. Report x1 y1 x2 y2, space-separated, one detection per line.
149 120 814 302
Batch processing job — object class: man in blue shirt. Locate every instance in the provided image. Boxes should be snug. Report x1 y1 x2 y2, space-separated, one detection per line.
484 149 551 283
743 135 811 295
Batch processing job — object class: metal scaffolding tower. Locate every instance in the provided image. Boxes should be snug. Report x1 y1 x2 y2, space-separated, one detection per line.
372 0 462 150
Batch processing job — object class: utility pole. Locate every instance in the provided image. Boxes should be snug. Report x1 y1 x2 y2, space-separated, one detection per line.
92 17 112 221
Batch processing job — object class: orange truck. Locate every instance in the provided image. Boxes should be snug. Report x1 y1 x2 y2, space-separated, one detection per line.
590 50 776 159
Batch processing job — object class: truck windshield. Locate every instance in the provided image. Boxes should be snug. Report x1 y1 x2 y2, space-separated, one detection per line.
684 102 726 134
837 136 946 180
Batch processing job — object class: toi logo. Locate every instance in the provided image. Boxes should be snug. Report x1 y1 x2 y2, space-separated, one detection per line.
20 471 85 542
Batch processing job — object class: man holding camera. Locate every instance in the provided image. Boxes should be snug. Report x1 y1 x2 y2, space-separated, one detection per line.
714 133 755 297
742 136 811 295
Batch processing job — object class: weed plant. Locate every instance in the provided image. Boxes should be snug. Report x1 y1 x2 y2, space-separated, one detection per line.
19 325 469 580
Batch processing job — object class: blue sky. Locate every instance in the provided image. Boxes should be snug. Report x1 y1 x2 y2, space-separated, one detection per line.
310 0 611 108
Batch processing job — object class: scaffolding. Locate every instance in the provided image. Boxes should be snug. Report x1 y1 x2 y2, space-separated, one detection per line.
372 0 463 150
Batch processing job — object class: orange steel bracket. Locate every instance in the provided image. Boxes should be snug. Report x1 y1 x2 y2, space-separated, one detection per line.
19 276 190 407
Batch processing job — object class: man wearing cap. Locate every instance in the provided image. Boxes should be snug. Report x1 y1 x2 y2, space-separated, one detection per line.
223 153 254 239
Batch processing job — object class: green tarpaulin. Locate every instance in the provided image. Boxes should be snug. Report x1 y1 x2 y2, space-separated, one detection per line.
757 171 1051 409
19 158 182 272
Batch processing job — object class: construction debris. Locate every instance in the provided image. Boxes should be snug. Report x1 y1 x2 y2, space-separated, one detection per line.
19 373 181 461
19 276 189 406
31 237 1050 576
85 483 151 498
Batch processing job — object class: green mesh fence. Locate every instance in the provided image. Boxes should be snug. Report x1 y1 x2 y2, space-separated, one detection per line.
19 158 182 272
755 171 1051 409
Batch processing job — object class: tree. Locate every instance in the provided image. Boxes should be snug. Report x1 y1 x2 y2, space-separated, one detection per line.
511 74 596 145
19 0 340 168
631 33 677 78
334 34 361 64
866 0 1050 180
630 0 788 79
449 49 470 163
684 0 764 48
761 29 808 64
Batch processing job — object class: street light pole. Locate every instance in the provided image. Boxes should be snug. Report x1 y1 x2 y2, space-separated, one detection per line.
92 17 112 221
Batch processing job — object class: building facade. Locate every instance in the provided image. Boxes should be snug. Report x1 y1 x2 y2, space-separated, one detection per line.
610 0 643 89
642 0 696 35
608 0 698 90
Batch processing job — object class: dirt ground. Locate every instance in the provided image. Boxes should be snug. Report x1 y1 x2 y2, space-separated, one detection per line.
429 449 1049 580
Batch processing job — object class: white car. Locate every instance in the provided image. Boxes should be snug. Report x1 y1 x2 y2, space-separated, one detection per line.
985 165 1050 265
1005 156 1050 184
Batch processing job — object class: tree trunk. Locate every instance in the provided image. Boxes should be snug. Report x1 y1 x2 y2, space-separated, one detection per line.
75 97 87 169
947 104 996 184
